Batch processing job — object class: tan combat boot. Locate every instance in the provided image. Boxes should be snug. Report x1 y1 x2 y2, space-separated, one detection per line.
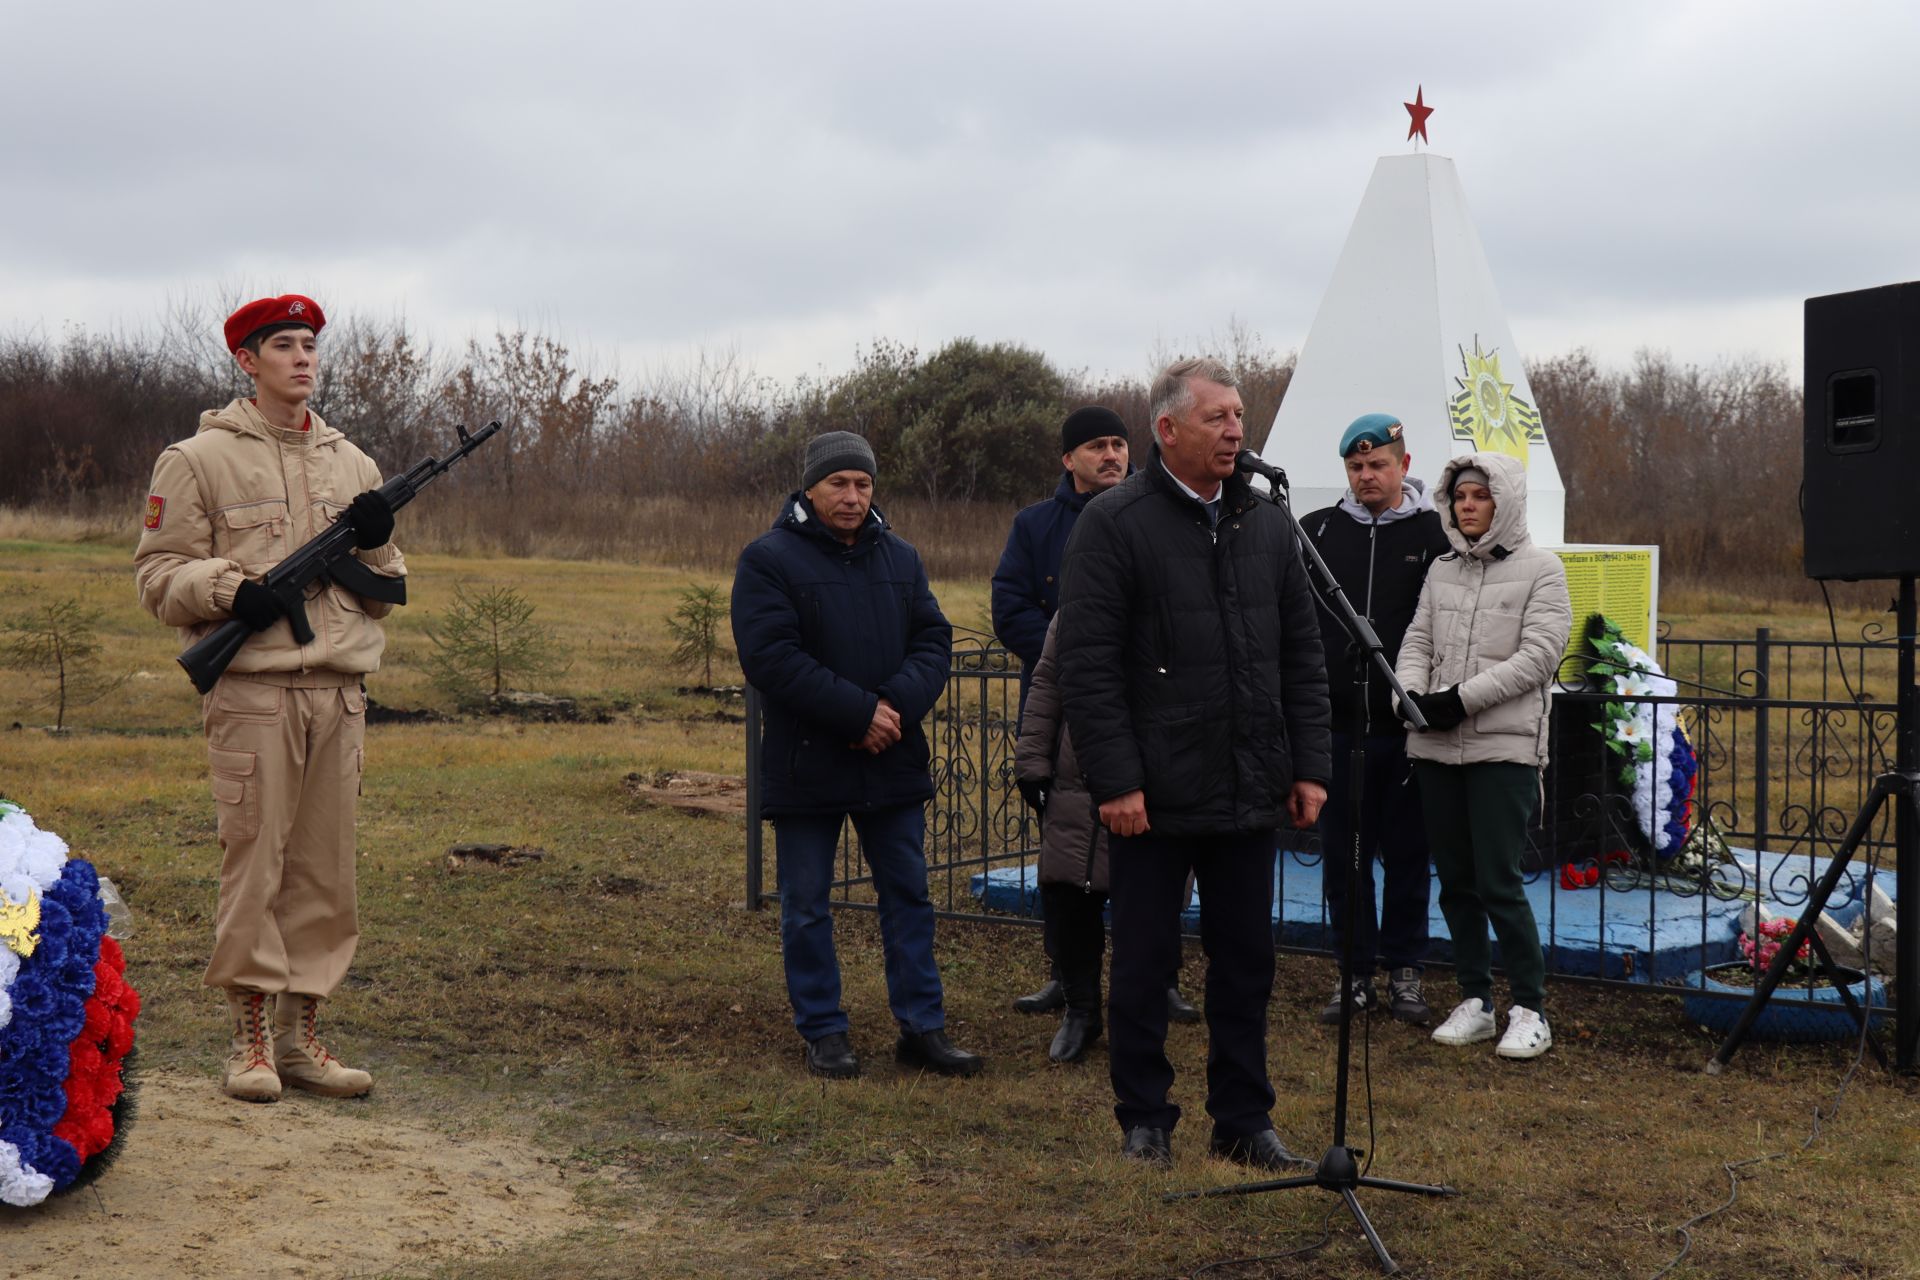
224 990 282 1103
273 994 373 1098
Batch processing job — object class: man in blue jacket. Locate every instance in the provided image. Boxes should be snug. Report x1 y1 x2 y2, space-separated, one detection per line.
732 431 984 1080
991 405 1130 711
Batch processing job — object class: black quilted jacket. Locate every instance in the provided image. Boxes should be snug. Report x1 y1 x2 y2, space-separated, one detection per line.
1055 451 1332 837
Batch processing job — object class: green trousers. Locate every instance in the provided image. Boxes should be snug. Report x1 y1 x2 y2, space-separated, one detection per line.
1412 761 1546 1013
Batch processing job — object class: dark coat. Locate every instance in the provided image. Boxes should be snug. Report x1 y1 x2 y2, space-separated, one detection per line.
1056 451 1333 837
732 494 952 816
991 473 1093 700
1014 617 1108 892
1302 500 1450 735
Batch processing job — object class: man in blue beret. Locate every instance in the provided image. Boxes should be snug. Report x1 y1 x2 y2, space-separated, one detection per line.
1301 413 1451 1025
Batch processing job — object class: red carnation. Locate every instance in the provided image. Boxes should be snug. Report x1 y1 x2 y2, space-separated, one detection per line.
55 1107 114 1161
82 998 113 1042
62 1075 99 1116
99 936 124 972
105 1017 134 1061
68 1040 104 1080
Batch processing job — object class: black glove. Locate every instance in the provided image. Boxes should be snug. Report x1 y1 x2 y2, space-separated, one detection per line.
1410 687 1468 732
346 489 395 550
1017 778 1051 818
230 579 283 632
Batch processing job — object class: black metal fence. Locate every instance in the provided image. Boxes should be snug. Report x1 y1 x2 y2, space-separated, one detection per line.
744 627 1904 1016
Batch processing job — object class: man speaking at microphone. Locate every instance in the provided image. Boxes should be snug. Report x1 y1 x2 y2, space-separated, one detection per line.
1057 356 1331 1169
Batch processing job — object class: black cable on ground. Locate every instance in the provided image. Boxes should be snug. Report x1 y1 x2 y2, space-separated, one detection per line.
1187 1203 1340 1277
1360 996 1377 1178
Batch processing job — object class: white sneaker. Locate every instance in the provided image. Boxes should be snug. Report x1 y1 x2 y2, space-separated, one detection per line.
1430 998 1496 1046
1495 1006 1553 1060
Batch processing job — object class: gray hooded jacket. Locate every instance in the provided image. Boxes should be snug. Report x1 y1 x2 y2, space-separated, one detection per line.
1395 452 1572 769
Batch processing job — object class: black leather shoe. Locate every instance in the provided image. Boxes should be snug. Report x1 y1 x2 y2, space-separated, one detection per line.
1121 1126 1173 1167
1166 986 1203 1024
804 1032 859 1079
1048 1010 1102 1064
896 1029 985 1077
1013 978 1066 1014
1210 1129 1312 1171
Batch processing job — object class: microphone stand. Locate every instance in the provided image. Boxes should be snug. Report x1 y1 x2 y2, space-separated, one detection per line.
1164 454 1457 1275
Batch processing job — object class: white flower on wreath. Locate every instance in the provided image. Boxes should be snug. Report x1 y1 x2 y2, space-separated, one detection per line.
0 872 34 908
1614 718 1647 745
0 1137 53 1208
0 810 68 894
1614 672 1655 699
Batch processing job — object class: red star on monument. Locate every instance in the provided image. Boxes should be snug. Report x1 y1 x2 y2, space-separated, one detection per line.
1405 85 1433 144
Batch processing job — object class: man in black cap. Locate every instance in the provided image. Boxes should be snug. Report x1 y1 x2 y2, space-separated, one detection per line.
993 406 1130 712
993 410 1201 1023
732 431 984 1079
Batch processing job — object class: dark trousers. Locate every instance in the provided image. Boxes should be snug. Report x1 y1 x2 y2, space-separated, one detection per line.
1034 880 1063 983
1318 732 1433 976
1041 881 1107 1011
1412 761 1546 1012
1108 827 1276 1139
773 804 946 1041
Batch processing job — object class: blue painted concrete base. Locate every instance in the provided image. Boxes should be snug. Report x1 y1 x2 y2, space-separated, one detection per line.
1682 964 1888 1042
969 845 1896 987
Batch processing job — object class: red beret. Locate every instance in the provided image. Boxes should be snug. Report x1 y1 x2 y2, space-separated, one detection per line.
223 294 326 353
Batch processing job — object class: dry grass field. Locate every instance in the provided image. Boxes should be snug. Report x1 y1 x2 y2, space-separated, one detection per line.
3 527 1918 1279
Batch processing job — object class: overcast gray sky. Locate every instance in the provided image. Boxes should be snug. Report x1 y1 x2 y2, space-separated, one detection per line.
4 1 1916 387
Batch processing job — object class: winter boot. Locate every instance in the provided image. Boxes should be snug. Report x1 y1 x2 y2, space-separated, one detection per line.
274 994 374 1098
1049 963 1103 1064
223 990 281 1103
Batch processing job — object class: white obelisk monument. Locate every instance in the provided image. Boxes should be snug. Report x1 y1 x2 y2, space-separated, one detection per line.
1263 130 1566 544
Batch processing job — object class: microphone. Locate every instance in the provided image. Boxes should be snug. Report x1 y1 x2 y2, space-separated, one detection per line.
1235 450 1289 493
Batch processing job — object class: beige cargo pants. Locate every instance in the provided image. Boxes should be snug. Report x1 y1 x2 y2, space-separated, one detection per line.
201 671 366 997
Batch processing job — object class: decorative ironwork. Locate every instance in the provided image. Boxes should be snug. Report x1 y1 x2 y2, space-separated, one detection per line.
740 629 1903 1017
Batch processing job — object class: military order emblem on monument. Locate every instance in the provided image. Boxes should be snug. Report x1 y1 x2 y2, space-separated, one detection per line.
1447 336 1544 465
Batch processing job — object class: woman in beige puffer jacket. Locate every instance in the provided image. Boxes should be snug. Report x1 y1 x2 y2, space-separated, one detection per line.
1395 452 1570 1060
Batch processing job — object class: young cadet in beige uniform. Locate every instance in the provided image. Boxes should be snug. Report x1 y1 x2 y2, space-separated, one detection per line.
135 295 404 1102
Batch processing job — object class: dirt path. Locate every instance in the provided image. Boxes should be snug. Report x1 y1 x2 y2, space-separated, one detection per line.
1 1071 594 1279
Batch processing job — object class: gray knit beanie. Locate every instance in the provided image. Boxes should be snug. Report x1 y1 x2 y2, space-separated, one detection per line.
802 431 877 490
1450 465 1490 494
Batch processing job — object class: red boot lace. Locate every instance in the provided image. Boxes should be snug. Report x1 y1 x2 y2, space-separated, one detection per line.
240 994 273 1073
300 1002 340 1067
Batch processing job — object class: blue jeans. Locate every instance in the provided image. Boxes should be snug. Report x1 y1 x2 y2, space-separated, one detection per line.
774 803 946 1042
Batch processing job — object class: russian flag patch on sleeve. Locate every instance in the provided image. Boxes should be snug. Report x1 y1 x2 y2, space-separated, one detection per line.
144 495 165 530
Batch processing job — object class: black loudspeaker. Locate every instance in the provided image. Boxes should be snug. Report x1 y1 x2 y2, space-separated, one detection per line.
1804 281 1920 580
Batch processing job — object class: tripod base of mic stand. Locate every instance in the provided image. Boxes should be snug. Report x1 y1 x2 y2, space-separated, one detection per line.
1164 1144 1458 1274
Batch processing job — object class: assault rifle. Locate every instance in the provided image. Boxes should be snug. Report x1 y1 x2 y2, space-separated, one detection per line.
178 421 502 694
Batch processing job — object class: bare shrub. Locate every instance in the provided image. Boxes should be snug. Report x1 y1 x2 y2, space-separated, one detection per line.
0 306 1830 600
